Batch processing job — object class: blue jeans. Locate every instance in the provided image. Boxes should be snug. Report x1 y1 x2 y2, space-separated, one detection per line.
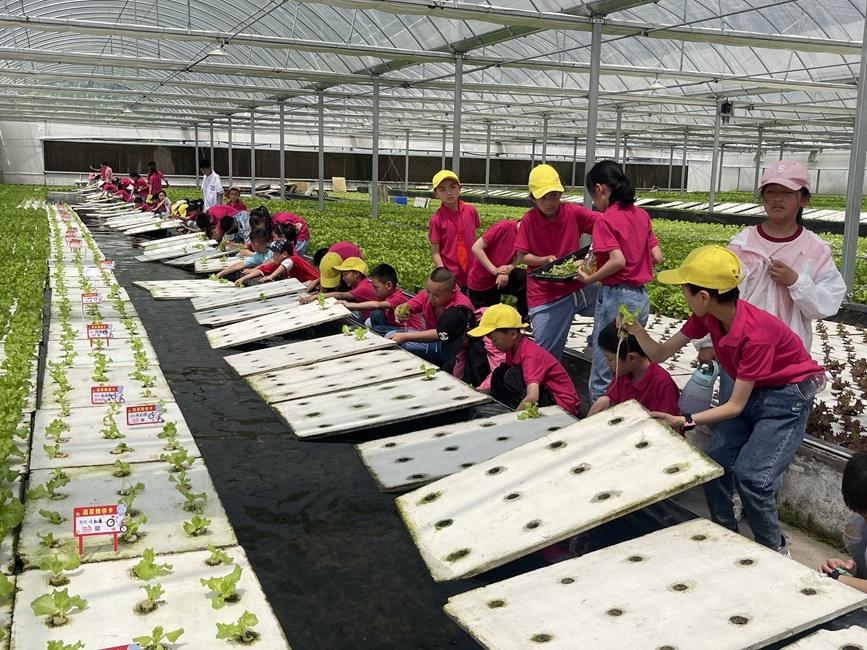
385 328 445 364
528 285 599 361
295 239 308 256
702 378 818 550
589 284 649 402
367 310 393 337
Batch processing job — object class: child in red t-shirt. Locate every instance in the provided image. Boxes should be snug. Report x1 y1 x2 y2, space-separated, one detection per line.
575 160 663 403
336 264 422 336
620 245 825 554
429 170 480 291
236 239 319 285
587 321 679 419
299 257 377 317
468 304 580 415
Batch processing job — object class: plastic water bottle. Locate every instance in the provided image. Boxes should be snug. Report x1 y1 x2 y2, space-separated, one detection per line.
678 361 720 414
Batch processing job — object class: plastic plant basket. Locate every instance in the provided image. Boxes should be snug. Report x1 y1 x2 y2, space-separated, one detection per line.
528 244 592 283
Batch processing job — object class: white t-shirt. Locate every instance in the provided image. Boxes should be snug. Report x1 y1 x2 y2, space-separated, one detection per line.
201 171 224 210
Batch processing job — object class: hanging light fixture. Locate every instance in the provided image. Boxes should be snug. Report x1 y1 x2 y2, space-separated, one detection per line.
208 42 229 57
646 75 665 91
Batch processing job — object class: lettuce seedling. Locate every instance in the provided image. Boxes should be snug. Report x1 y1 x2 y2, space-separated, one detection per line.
0 489 24 539
100 416 125 440
26 475 69 501
157 422 179 451
200 564 242 608
47 641 84 650
354 327 369 341
111 441 135 455
136 583 165 614
38 553 81 587
43 442 68 460
132 548 172 581
216 610 259 644
175 482 207 513
37 532 60 548
30 588 88 627
39 510 64 525
44 418 70 442
517 402 541 420
342 324 352 336
183 515 211 536
168 470 191 491
420 364 437 380
132 625 184 650
113 459 132 477
120 514 147 544
205 544 234 567
160 449 195 472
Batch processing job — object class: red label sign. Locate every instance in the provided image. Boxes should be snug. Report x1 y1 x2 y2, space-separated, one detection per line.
91 386 124 405
81 292 101 305
68 239 83 250
126 404 163 426
87 323 113 346
73 504 127 554
100 260 116 271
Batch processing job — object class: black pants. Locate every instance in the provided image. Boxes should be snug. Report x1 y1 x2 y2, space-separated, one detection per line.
468 268 528 319
490 363 557 411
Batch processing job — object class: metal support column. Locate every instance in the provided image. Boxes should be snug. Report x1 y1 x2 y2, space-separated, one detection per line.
841 13 867 292
541 115 549 163
250 110 256 195
318 91 325 211
531 141 536 167
679 130 688 199
779 144 785 160
583 16 603 209
404 130 410 194
452 54 463 178
441 127 447 168
571 138 578 191
484 122 491 198
667 146 674 190
752 126 764 203
717 144 725 192
622 135 627 173
194 124 200 188
227 115 233 185
614 107 623 162
371 75 380 221
209 120 214 171
279 102 286 201
708 98 723 215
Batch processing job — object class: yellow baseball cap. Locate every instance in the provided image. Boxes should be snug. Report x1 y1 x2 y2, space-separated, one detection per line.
656 245 744 292
319 252 344 289
528 164 564 199
332 257 369 276
467 304 529 337
432 170 460 190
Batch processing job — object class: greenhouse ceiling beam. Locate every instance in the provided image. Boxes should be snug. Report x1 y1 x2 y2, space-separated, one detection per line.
0 90 258 115
298 0 861 56
0 82 265 108
0 44 856 98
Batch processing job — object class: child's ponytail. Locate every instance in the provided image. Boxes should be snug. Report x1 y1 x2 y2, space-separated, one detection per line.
585 160 635 210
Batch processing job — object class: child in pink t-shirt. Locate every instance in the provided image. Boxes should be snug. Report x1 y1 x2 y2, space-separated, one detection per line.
337 264 422 336
575 160 663 403
468 304 580 415
429 170 480 291
587 321 679 419
437 306 505 390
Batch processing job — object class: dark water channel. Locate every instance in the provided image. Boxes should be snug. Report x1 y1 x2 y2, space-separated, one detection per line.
76 217 862 650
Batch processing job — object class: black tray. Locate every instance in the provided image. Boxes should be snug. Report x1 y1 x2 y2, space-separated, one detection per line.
528 244 592 283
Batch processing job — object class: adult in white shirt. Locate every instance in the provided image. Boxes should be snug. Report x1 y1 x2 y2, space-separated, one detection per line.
199 158 224 211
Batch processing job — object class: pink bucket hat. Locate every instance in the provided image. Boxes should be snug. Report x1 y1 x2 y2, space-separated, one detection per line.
759 160 810 192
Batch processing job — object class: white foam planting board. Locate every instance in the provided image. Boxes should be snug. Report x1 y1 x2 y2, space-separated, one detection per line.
193 257 236 273
246 347 425 402
206 300 351 349
443 519 867 650
272 372 491 439
356 406 578 492
20 461 237 568
194 293 313 327
45 321 138 342
11 546 291 650
121 220 178 235
191 278 305 311
168 248 229 268
398 401 723 581
30 404 200 471
139 232 206 250
225 332 396 377
136 241 214 262
40 366 172 408
783 627 867 648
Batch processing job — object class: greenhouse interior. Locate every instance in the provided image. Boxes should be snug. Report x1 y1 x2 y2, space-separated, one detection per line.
5 1 867 649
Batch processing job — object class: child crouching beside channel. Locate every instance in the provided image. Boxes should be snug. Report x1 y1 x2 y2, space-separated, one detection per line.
336 264 423 336
468 304 579 416
587 320 680 419
617 245 825 554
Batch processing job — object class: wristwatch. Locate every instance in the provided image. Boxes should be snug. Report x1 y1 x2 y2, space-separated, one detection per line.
681 415 696 433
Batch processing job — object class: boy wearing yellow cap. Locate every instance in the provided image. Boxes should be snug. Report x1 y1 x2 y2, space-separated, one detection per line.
430 170 480 292
300 257 378 318
618 245 825 554
469 304 580 415
514 164 597 360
